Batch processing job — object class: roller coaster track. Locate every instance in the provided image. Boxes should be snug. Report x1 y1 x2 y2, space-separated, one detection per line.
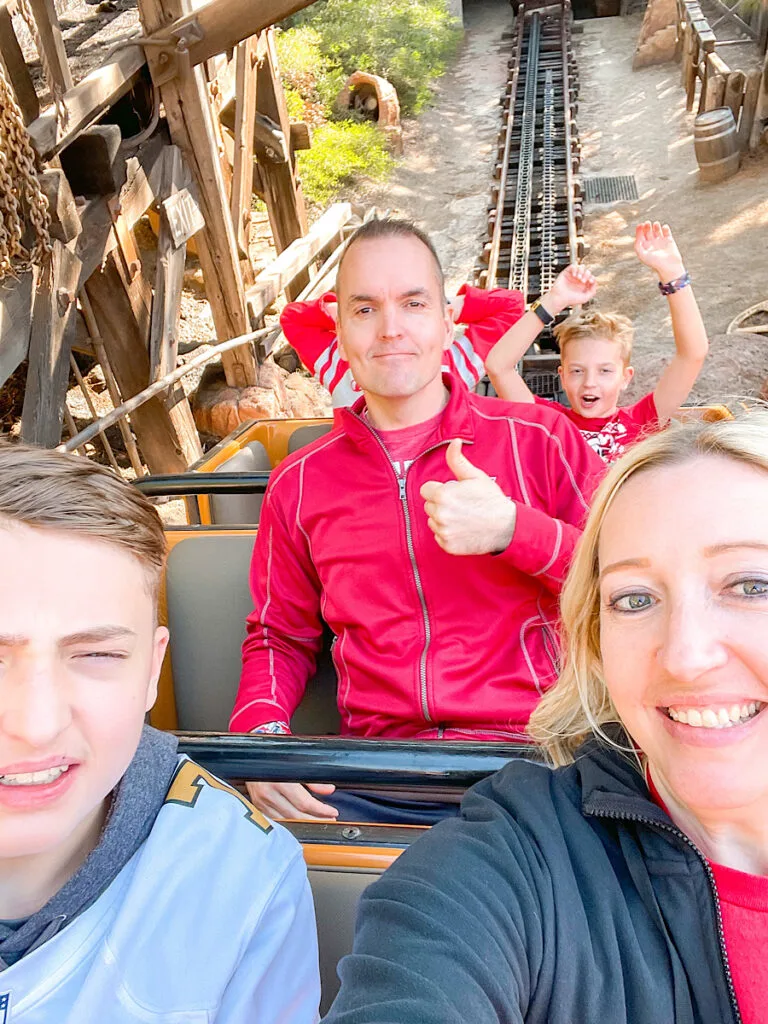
481 0 583 313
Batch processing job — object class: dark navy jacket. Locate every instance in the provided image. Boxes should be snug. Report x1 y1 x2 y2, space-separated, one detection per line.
324 740 742 1023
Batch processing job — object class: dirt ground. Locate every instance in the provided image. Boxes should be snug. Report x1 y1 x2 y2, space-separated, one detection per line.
576 14 768 404
356 0 514 295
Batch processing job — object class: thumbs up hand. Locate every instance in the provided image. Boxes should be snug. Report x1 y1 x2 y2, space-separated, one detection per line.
419 440 517 556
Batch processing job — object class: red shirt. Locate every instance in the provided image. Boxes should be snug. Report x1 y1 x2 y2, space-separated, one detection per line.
367 409 444 476
649 776 768 1023
535 392 659 463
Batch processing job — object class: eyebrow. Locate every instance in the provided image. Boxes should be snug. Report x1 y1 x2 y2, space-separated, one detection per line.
599 543 768 581
346 288 432 304
0 626 137 648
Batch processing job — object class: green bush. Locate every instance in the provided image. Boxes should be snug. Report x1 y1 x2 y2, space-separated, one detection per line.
297 121 393 205
276 26 346 118
284 0 462 116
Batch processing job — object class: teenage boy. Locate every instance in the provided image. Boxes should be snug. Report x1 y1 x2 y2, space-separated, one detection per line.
0 444 319 1023
484 222 710 462
233 217 603 824
280 284 525 407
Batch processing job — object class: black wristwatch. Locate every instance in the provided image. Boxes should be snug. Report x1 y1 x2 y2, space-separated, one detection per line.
530 299 554 326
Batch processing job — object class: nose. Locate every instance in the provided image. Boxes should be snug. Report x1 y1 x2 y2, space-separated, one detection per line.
377 303 403 341
0 656 72 749
656 594 729 683
583 367 599 389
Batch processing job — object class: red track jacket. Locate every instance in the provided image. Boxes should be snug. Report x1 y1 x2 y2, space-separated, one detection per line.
232 376 603 741
280 284 525 406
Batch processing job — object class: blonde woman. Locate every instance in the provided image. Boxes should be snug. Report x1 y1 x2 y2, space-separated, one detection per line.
324 411 768 1024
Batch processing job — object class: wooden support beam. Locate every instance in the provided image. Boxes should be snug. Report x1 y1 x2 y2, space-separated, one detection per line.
139 0 257 388
38 168 81 242
0 1 39 124
738 69 761 151
27 45 146 160
149 145 187 382
245 202 354 322
26 0 74 96
84 252 202 473
163 0 316 70
703 51 729 110
255 29 308 298
0 270 34 388
230 36 259 260
724 69 745 121
21 242 81 447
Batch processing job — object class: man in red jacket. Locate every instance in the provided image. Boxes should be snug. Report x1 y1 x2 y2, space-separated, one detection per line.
232 218 603 822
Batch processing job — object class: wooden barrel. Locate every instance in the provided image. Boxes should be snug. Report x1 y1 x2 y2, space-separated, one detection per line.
694 108 740 183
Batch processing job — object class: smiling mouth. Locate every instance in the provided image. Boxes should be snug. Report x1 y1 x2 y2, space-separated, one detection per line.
580 395 600 407
0 764 72 787
665 702 764 729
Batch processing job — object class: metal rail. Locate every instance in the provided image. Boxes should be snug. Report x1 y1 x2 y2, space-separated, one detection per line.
509 12 541 294
540 69 556 296
176 733 540 787
134 471 271 497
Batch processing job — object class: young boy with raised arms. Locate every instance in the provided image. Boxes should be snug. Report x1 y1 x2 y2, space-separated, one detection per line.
483 221 710 462
0 443 319 1023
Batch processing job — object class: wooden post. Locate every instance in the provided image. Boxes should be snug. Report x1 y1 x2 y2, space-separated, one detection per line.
724 69 745 122
0 271 34 388
21 242 82 447
84 252 202 473
256 29 308 298
703 52 728 111
230 36 259 262
0 0 39 124
149 146 188 382
738 69 761 151
26 0 74 96
137 0 257 388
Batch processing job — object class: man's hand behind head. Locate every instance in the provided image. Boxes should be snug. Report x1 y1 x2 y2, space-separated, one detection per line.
419 440 517 556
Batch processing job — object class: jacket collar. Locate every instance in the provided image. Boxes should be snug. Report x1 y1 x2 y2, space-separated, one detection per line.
336 372 475 450
574 729 675 829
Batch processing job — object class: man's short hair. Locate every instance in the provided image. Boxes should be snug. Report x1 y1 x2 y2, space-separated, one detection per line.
336 216 446 298
554 311 635 366
0 442 166 600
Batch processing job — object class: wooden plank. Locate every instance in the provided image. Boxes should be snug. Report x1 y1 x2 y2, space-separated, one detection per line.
150 145 186 382
0 1 38 124
27 45 146 160
0 270 34 388
21 242 81 447
26 0 73 96
737 69 761 150
724 69 745 121
139 0 257 387
245 201 353 321
84 251 202 473
230 36 259 259
289 120 311 153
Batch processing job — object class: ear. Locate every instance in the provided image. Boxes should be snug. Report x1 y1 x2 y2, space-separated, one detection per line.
442 301 453 353
145 625 170 713
620 365 634 392
337 315 348 362
557 364 564 381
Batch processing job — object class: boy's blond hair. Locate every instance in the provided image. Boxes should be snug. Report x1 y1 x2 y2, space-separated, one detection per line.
0 442 166 601
554 311 634 366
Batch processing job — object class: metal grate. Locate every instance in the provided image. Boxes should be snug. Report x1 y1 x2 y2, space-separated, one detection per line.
523 371 564 403
583 175 639 204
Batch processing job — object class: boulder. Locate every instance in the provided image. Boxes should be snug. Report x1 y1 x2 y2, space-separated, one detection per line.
633 0 677 69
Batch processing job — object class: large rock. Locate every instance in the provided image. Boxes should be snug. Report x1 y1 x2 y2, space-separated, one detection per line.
633 0 677 69
192 359 332 438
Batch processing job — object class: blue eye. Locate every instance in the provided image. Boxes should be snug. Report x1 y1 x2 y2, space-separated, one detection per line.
731 578 768 598
610 593 654 613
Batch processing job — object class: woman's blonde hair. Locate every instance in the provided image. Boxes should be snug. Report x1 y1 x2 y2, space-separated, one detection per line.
528 408 768 766
554 311 634 366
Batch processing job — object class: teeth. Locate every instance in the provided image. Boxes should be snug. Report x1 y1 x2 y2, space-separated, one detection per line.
0 765 70 787
668 703 763 729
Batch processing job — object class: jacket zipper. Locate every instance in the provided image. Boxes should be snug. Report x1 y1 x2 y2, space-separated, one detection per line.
595 808 742 1024
351 410 450 725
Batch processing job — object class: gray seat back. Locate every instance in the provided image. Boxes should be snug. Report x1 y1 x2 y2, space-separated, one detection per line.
287 423 334 454
166 533 340 734
309 866 384 1014
209 441 271 526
